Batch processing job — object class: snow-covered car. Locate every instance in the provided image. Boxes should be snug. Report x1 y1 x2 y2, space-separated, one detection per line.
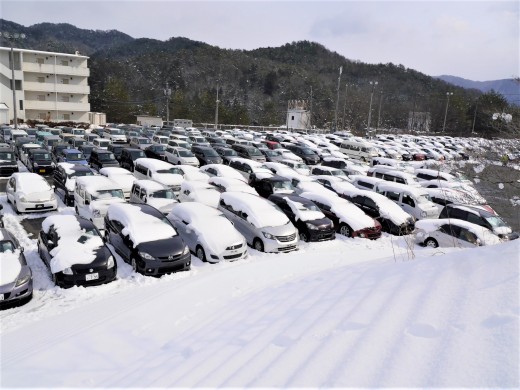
170 165 209 182
375 182 440 220
218 192 299 253
208 176 259 196
103 127 128 144
228 157 272 181
99 167 136 200
37 215 117 287
133 158 184 194
300 191 382 239
278 148 304 163
53 163 96 206
199 163 246 182
130 180 178 215
167 202 248 263
6 172 58 213
280 159 310 175
0 227 33 308
177 180 221 208
74 176 126 230
164 146 200 167
104 203 191 276
414 218 502 248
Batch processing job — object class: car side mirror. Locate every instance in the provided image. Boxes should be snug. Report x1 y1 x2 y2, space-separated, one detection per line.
85 199 90 205
48 240 54 247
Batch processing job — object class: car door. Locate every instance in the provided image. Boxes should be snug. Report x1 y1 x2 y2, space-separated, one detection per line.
435 224 460 247
6 177 16 203
108 219 131 260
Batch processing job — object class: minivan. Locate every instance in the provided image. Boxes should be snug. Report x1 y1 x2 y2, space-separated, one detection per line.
339 139 379 162
231 144 266 163
367 166 422 188
89 148 120 171
130 180 178 215
133 158 184 193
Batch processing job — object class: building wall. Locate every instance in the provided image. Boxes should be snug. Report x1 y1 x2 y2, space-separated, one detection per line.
0 47 91 124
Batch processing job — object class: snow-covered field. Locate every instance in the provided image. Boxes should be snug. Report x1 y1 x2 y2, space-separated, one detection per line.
1 190 518 387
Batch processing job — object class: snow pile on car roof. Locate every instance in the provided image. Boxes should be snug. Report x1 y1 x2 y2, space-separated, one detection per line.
285 197 325 222
14 173 51 193
220 192 289 228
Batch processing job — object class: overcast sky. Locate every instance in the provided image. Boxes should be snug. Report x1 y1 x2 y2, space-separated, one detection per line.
2 0 518 81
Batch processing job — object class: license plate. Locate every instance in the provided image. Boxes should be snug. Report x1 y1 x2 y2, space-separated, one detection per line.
85 273 99 281
0 294 4 301
39 169 45 173
36 204 44 208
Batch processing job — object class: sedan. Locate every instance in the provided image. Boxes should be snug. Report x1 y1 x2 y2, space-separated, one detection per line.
0 228 33 309
37 215 117 288
167 202 247 263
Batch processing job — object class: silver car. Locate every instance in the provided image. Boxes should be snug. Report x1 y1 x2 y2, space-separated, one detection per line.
218 192 299 253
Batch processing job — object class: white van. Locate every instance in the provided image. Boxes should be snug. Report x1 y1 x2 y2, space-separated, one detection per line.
367 166 422 188
370 156 414 173
103 128 127 144
375 181 439 220
74 176 126 230
133 158 184 193
339 139 379 162
92 138 111 150
129 179 178 215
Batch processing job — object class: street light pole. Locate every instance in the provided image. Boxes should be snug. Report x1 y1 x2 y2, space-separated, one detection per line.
342 83 349 130
366 81 378 138
376 89 383 134
214 79 220 130
442 92 453 133
334 66 343 131
163 82 172 125
2 31 26 129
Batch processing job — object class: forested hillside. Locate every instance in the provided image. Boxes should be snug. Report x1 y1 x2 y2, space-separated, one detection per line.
1 19 518 136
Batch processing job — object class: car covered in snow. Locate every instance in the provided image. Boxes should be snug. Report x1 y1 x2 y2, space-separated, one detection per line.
130 180 178 215
177 180 221 208
164 146 200 167
99 167 136 200
37 215 117 288
218 192 299 253
6 172 58 213
199 163 246 182
413 218 502 248
208 176 259 196
53 163 96 206
104 203 191 276
167 202 247 263
0 227 33 308
133 158 184 194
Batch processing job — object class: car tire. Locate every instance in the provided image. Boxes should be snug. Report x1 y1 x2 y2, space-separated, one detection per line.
196 245 206 262
75 205 79 214
425 238 439 248
13 201 20 215
339 223 352 237
299 232 309 242
253 238 264 252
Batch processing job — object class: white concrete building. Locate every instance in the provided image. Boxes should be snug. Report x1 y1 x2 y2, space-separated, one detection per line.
0 47 90 124
286 100 311 130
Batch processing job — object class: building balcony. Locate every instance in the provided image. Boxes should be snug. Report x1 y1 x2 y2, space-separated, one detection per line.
22 81 90 94
22 63 90 77
24 100 91 112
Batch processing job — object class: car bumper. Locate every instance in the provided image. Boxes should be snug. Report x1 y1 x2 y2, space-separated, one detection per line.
139 252 192 276
262 235 299 253
308 229 336 242
0 165 19 176
55 267 117 288
0 279 33 308
17 199 58 213
352 227 382 240
207 245 248 263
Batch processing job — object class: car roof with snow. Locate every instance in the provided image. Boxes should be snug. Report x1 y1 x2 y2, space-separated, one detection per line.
220 192 289 228
12 172 52 192
135 158 174 171
133 179 169 192
76 175 123 192
375 181 430 196
99 167 133 176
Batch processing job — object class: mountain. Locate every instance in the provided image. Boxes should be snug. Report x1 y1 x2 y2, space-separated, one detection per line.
435 75 519 106
1 19 518 136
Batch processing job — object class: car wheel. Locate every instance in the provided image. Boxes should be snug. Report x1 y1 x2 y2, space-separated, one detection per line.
13 201 20 215
51 272 58 286
75 205 79 214
299 232 309 242
253 238 264 252
339 223 352 237
425 238 439 248
196 245 206 262
130 256 138 272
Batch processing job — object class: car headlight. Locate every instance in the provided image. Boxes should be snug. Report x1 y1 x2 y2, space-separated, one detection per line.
106 255 115 269
50 193 56 201
182 245 190 255
62 267 73 275
18 194 27 202
138 251 155 260
92 209 102 217
15 273 31 287
262 231 275 239
421 211 427 218
330 221 335 229
306 222 319 230
33 163 39 168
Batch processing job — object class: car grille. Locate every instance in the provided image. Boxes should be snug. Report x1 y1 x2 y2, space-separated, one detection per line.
158 253 182 262
226 243 243 250
170 185 181 192
278 245 297 252
224 252 244 260
158 262 189 275
276 233 296 242
25 205 55 211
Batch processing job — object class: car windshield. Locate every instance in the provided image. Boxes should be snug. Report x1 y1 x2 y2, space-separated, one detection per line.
73 130 85 136
150 189 175 199
178 150 194 157
131 151 146 158
99 153 116 161
92 189 125 200
204 149 219 157
76 227 101 243
273 181 294 190
485 216 508 228
248 149 262 156
65 153 84 161
221 149 237 156
139 139 151 144
417 194 432 204
0 152 15 161
111 129 124 135
68 170 94 179
0 240 15 253
331 170 346 176
33 153 51 161
301 148 314 155
153 145 166 152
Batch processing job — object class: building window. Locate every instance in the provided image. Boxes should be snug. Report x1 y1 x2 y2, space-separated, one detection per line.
38 113 47 120
61 60 68 66
37 58 44 65
37 95 46 101
291 116 295 120
62 114 70 120
38 77 45 83
61 96 69 102
15 80 22 90
62 78 69 84
19 100 23 111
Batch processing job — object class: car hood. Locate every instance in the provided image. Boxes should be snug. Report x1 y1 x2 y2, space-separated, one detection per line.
151 173 183 186
89 198 126 214
147 198 177 214
136 236 186 258
23 190 53 202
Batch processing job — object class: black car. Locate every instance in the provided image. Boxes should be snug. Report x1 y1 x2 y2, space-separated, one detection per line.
107 144 125 162
249 174 295 198
258 147 284 162
439 204 519 240
27 148 55 175
231 144 266 162
284 144 321 165
145 144 167 160
78 143 96 161
120 147 146 172
191 145 223 166
0 227 33 309
89 148 119 171
37 215 117 288
104 203 191 276
53 163 96 206
214 146 239 165
268 194 335 242
0 146 18 177
51 142 71 162
207 136 227 146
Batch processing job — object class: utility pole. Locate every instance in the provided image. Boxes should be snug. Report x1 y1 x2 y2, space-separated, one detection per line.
334 66 343 131
442 92 453 133
471 99 478 134
214 79 220 130
164 83 172 124
342 84 349 130
376 89 383 134
309 86 313 130
366 81 378 138
2 31 26 129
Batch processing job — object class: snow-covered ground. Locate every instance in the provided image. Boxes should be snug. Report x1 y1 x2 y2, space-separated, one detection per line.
1 189 518 387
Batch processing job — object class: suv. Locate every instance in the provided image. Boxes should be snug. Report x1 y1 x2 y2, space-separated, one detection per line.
0 146 18 176
120 148 146 172
284 144 321 165
231 144 266 162
108 144 125 162
438 204 518 240
89 148 120 171
191 145 223 166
